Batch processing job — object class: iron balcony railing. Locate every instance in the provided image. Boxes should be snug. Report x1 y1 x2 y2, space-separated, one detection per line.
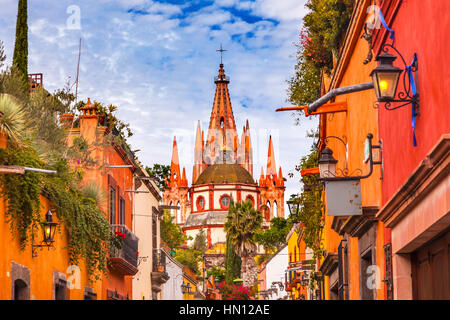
152 248 167 273
110 224 139 268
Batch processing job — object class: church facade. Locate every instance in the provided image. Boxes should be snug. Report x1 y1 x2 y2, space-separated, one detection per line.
163 63 285 254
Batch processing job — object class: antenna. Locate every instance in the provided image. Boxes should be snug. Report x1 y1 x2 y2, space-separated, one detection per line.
75 38 82 105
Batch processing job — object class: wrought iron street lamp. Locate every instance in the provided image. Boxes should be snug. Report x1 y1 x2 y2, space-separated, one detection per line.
318 148 337 179
370 45 419 114
318 134 382 182
186 283 192 294
286 195 301 218
370 52 402 102
32 210 58 257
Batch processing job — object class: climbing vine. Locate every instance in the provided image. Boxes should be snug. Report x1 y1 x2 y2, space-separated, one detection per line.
287 0 354 120
0 144 43 248
0 141 111 279
41 157 111 280
291 143 324 262
0 64 115 279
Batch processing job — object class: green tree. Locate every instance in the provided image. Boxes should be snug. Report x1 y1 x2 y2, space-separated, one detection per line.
13 0 28 82
192 228 207 253
207 265 226 283
145 164 170 191
0 41 6 69
225 235 241 284
287 0 353 122
293 141 324 261
160 210 188 249
224 199 262 286
174 247 202 275
254 217 293 252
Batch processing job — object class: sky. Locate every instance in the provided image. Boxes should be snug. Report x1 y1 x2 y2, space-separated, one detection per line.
0 0 319 217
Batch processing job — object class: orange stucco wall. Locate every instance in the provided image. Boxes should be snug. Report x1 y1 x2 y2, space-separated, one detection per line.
320 0 385 300
0 194 102 300
0 132 102 300
69 112 135 300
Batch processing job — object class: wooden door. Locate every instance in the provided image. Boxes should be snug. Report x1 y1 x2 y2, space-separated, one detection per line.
412 229 450 300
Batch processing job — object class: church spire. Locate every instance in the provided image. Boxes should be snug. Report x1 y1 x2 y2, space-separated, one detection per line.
170 136 181 187
193 121 204 183
205 62 237 165
266 135 277 179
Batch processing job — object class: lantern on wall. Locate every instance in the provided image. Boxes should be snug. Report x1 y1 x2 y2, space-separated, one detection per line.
32 210 58 257
370 52 403 102
318 148 338 179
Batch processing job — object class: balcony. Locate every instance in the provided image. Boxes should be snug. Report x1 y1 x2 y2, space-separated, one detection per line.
109 225 139 276
151 249 170 294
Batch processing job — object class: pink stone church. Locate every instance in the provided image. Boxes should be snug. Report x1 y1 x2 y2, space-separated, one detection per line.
163 63 285 254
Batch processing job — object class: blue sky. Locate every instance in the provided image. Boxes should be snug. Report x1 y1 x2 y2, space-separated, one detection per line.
0 0 318 217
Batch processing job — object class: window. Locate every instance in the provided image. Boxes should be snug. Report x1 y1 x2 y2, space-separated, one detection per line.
245 195 254 206
220 195 231 209
14 279 28 300
169 201 174 217
360 250 374 300
119 197 125 225
338 239 349 300
55 279 67 300
273 201 278 218
197 196 205 211
176 202 181 224
110 187 116 224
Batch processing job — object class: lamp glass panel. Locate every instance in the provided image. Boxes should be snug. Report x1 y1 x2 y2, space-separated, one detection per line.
49 223 57 241
44 224 51 242
319 162 336 178
373 71 401 100
287 201 294 215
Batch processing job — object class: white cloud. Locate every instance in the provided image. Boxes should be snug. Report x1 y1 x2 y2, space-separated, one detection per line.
251 0 308 22
0 0 314 217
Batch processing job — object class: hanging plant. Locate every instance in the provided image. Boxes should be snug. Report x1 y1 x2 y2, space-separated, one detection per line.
0 143 43 248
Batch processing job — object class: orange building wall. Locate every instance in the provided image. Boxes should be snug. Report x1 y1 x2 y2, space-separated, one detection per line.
319 0 385 300
0 132 102 300
68 108 136 300
0 194 102 300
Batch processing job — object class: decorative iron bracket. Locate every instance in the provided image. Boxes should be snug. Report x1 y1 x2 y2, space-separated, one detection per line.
319 133 382 182
31 224 55 258
380 43 419 116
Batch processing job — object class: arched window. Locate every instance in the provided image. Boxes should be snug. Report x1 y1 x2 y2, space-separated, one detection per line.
14 279 29 300
196 196 205 211
176 202 181 224
220 194 231 209
169 201 174 218
245 195 254 207
273 201 278 218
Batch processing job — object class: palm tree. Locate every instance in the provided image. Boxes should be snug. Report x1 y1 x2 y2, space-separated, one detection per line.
224 199 263 287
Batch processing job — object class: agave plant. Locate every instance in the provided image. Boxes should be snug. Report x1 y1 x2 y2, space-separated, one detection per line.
0 94 28 143
80 181 107 207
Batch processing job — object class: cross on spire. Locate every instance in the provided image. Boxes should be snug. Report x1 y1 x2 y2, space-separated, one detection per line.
216 44 227 64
